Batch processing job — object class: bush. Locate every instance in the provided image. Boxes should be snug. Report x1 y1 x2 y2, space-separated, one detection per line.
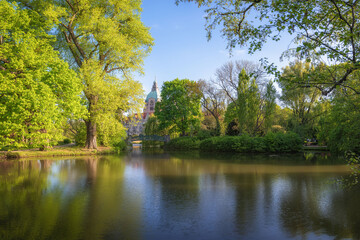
165 137 200 150
199 132 302 153
196 129 213 140
264 132 302 152
74 122 87 146
142 140 164 148
200 136 239 152
63 138 72 144
112 139 127 152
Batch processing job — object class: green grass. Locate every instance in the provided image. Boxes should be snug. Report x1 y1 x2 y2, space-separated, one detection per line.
1 146 116 160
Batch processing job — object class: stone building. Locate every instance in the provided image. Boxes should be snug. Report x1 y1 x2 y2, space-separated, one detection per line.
124 81 161 136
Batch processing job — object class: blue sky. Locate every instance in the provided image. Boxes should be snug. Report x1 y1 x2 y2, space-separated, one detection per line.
138 1 293 94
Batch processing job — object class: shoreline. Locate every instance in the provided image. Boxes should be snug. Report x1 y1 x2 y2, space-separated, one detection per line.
0 147 116 160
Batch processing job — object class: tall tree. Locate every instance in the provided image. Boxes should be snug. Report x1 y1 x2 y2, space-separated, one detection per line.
17 0 154 148
263 81 277 133
155 79 202 136
237 69 261 135
198 80 226 136
214 60 266 103
178 0 360 95
0 1 83 149
278 61 322 137
223 68 276 136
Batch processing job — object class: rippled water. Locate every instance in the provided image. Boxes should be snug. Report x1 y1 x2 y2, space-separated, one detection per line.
0 151 359 240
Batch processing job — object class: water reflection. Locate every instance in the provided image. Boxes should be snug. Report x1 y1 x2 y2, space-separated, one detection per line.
0 152 359 240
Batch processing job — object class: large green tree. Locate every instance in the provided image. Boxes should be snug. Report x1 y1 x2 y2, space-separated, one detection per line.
237 69 276 135
278 61 323 137
178 0 360 95
17 0 154 149
0 1 83 149
317 70 360 153
224 69 276 136
155 78 202 136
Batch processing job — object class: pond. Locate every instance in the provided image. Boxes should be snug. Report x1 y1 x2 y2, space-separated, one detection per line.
0 150 359 240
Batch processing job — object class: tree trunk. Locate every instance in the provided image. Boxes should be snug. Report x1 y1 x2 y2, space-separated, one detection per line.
85 119 97 149
215 117 221 136
85 94 98 149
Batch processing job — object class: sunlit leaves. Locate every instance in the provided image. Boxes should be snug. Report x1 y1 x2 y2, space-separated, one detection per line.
0 1 84 149
155 79 202 136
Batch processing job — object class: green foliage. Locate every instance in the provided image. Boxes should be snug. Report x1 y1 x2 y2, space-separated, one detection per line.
199 80 226 136
72 116 126 147
156 78 202 136
272 106 292 131
263 81 277 133
222 69 276 136
96 113 127 147
165 137 201 150
179 0 360 94
264 132 303 153
0 1 84 150
278 62 324 138
199 132 302 153
224 102 238 127
200 136 238 152
319 94 360 154
339 152 360 188
17 0 154 149
225 120 240 136
196 129 213 140
142 140 164 148
144 116 162 136
74 121 87 147
111 139 127 152
63 138 71 144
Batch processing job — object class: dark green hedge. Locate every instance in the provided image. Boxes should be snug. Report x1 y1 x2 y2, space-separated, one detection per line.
164 137 201 150
142 140 164 148
166 132 302 153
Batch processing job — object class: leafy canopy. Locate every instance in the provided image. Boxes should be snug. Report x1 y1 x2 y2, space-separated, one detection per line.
178 0 360 94
155 78 202 136
16 0 154 148
0 1 84 149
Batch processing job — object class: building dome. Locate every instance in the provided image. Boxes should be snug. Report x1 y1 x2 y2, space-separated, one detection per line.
145 91 158 102
145 81 160 103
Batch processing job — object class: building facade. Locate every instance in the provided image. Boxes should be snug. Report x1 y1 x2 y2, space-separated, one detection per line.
124 81 161 136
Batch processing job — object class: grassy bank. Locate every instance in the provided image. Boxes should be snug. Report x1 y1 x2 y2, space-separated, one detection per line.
1 146 116 160
165 132 304 153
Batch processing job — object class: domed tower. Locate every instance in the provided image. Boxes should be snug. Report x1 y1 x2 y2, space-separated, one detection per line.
143 80 161 117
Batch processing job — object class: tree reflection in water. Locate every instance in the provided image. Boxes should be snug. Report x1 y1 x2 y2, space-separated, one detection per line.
0 152 359 240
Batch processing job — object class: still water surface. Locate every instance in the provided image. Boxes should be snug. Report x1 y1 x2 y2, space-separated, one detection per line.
0 151 359 240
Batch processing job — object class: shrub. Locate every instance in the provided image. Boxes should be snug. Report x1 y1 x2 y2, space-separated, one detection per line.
63 138 72 144
142 140 164 148
74 122 87 146
200 132 302 153
112 139 127 152
215 136 239 152
264 132 302 152
165 137 200 150
196 129 213 140
200 137 219 151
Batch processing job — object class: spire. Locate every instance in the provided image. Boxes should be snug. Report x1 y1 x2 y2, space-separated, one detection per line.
152 77 158 92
